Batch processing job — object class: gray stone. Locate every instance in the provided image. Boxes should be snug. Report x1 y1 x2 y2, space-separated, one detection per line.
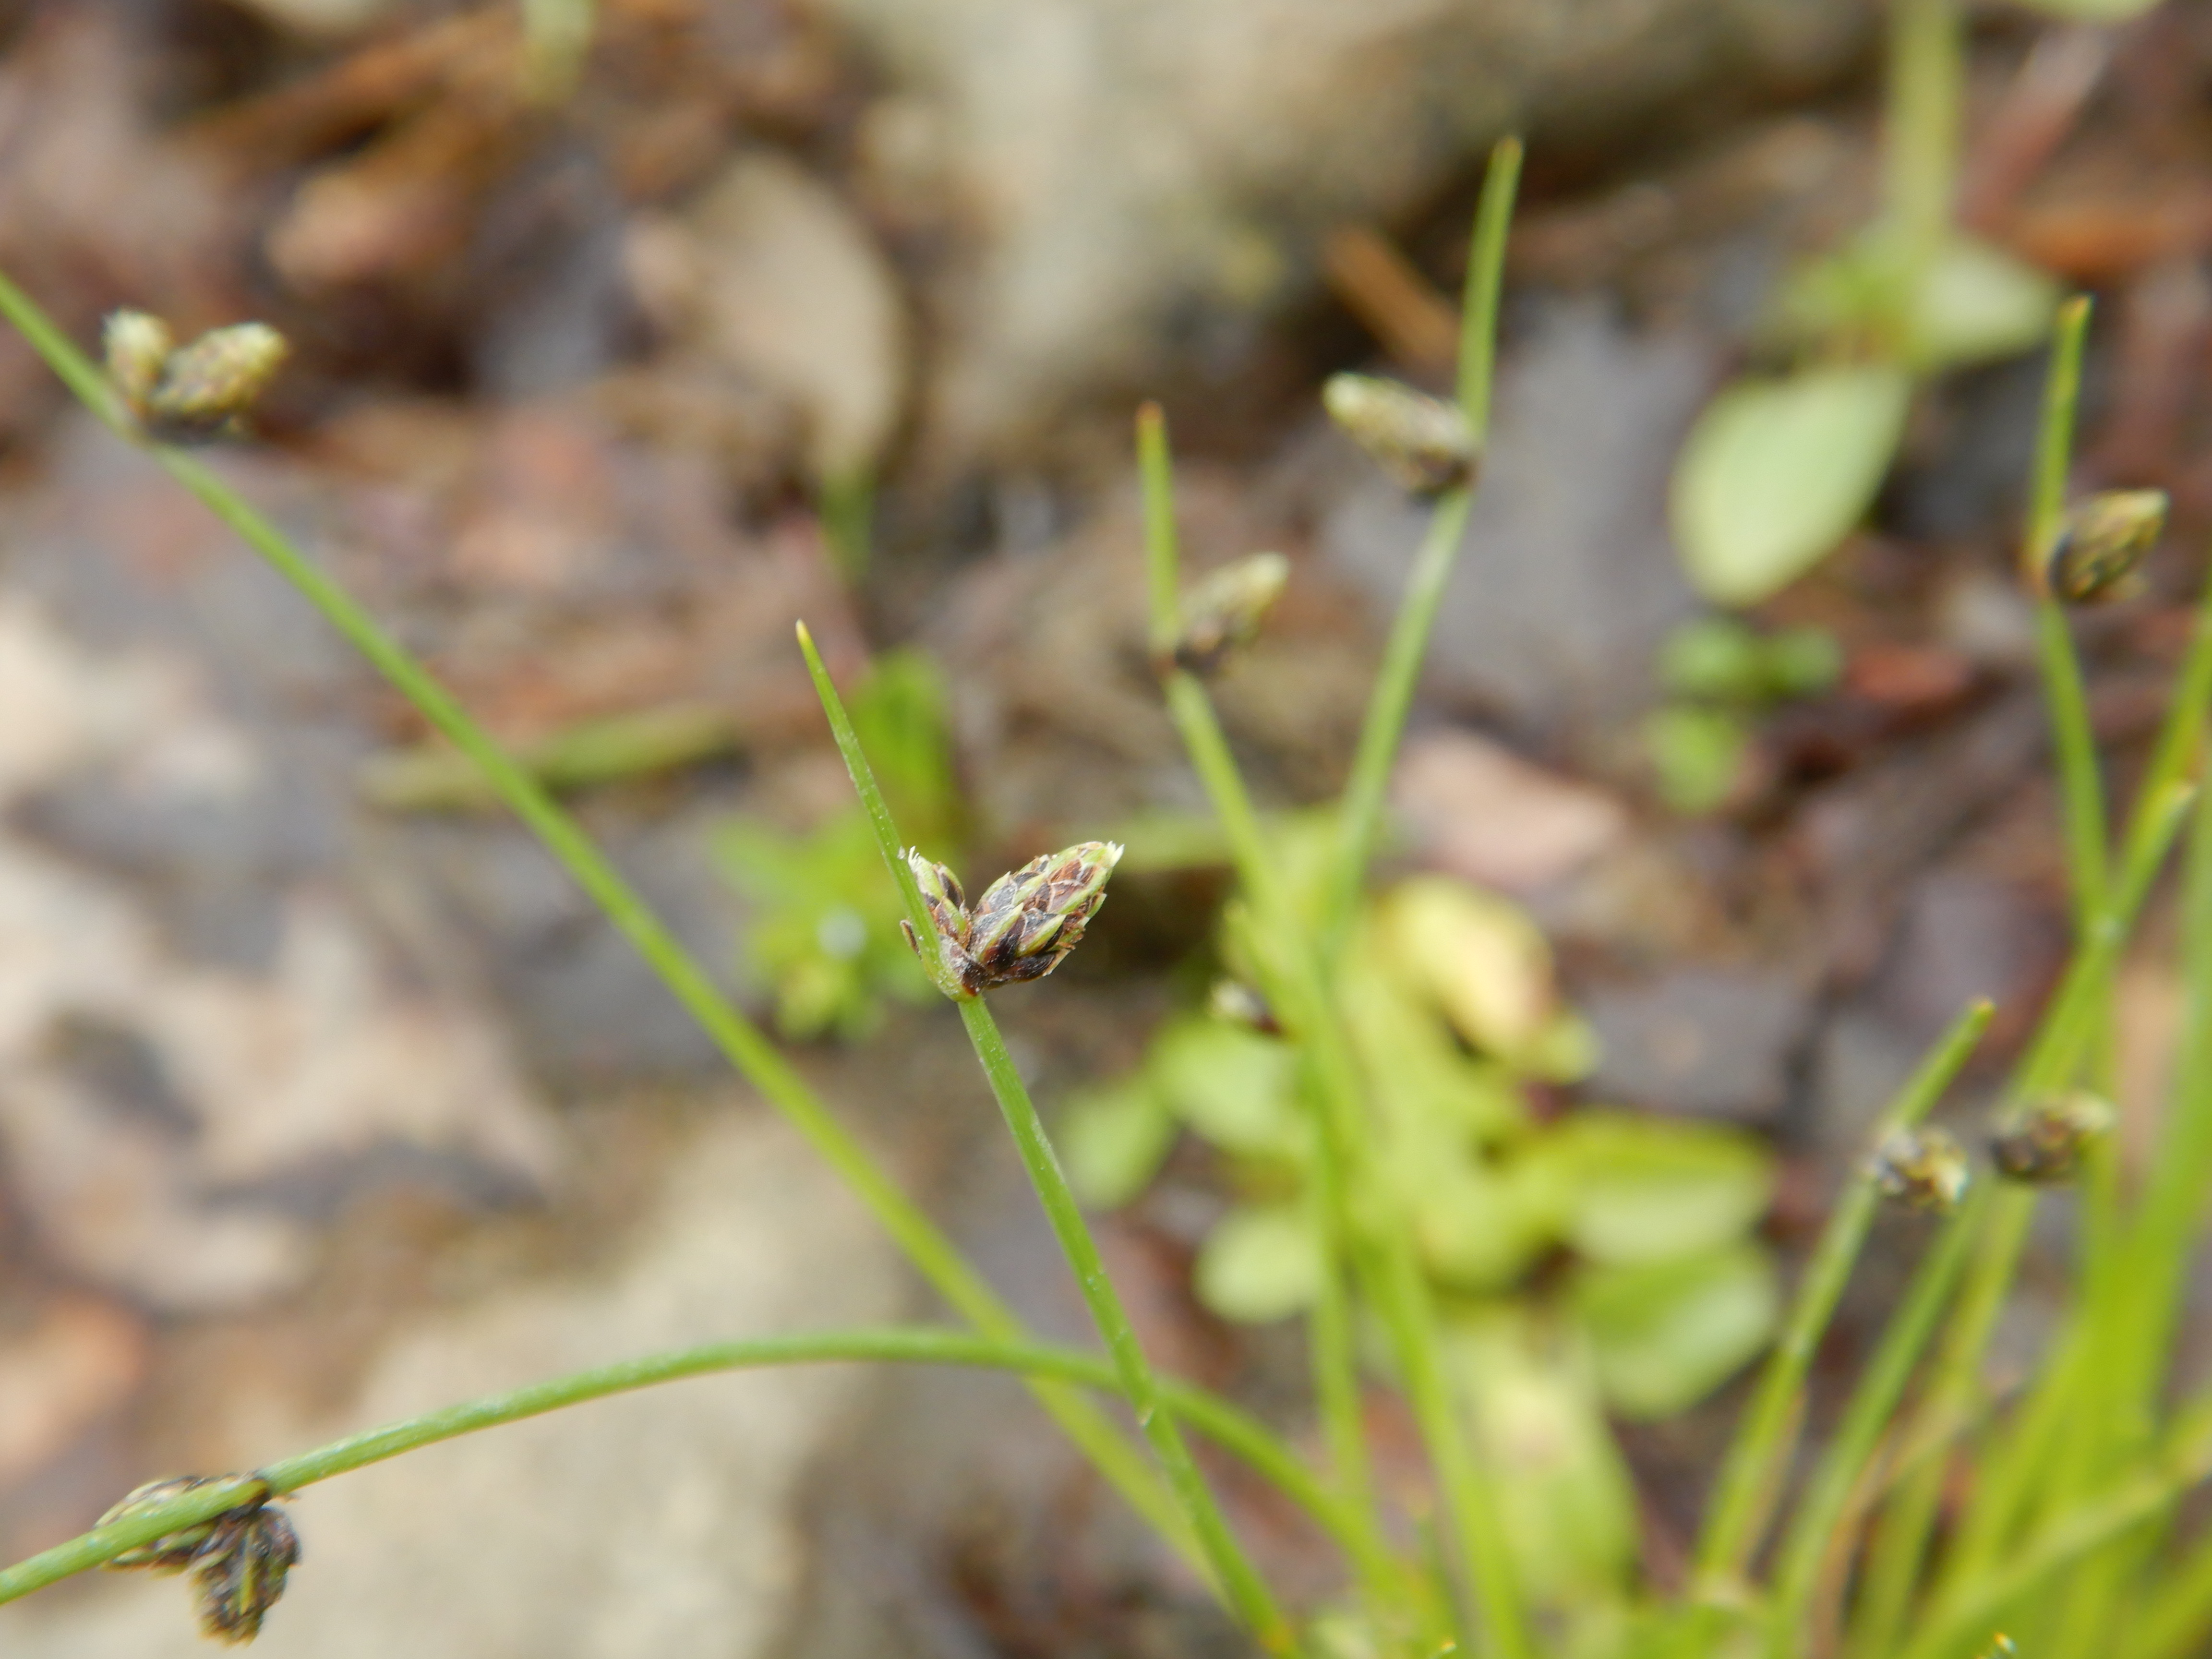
0 1106 903 1659
1582 965 1813 1125
816 0 1869 460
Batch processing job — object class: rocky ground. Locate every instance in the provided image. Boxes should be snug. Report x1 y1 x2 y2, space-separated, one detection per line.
1 0 2212 1655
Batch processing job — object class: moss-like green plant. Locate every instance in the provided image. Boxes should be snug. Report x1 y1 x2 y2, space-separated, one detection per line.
715 648 956 1040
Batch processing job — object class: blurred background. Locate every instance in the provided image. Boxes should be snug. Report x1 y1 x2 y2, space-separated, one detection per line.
0 0 2208 1654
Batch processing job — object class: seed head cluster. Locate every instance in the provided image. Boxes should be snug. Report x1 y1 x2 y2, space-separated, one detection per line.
902 841 1124 998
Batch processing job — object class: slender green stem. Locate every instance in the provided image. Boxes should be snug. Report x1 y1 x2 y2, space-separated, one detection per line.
1886 0 1960 278
1846 1383 1955 1659
0 1328 1363 1610
1323 138 1521 947
2128 1522 2212 1659
0 265 1191 1579
1939 1321 2088 1594
2036 590 2212 1659
1171 663 1412 1635
1140 408 1407 1636
1455 137 1523 445
1849 779 2190 1659
1139 407 1515 1659
957 999 1295 1653
2031 297 2092 563
2039 600 2110 933
2030 299 2104 934
2097 560 2212 1415
1768 1198 1975 1654
798 631 1292 1653
2120 553 2212 880
1695 1000 1992 1595
1895 1400 2212 1659
1847 296 2116 1658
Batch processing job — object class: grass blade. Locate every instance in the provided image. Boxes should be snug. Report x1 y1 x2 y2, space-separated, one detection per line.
799 630 1296 1654
1696 1000 1992 1594
1323 137 1521 945
0 1327 1364 1608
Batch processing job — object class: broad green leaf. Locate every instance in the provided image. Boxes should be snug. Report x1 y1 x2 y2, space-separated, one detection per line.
1194 1203 1323 1322
1574 1242 1779 1419
1671 365 1911 606
1416 1155 1562 1290
1150 1018 1305 1157
1540 1111 1773 1265
1905 235 2060 371
1447 1310 1639 1598
1060 1076 1177 1208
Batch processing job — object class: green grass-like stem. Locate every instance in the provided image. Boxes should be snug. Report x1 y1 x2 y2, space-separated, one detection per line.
2032 299 2106 933
1886 0 1959 300
1767 1214 1977 1654
1895 1399 2212 1659
1323 136 1520 946
1139 406 1519 1659
1851 776 2193 1659
0 266 1190 1583
1695 998 1993 1593
0 1328 1360 1610
2031 573 2212 1659
1847 295 2105 1657
957 1000 1295 1653
1140 403 1372 1565
2129 1521 2212 1659
798 630 1294 1654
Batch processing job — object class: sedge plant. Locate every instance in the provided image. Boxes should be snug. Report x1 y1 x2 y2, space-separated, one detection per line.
1 130 2212 1659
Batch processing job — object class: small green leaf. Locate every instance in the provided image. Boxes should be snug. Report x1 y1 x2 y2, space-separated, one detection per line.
1762 625 1845 700
1659 618 1842 707
1194 1203 1324 1322
1671 366 1911 606
1905 235 2061 372
1060 1077 1178 1208
1542 1111 1774 1265
1642 704 1750 816
1151 1019 1305 1157
1574 1242 1779 1419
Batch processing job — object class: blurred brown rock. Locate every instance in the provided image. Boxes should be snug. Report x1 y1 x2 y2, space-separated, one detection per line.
812 0 1872 462
1393 729 1629 894
0 1298 147 1490
636 151 911 481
